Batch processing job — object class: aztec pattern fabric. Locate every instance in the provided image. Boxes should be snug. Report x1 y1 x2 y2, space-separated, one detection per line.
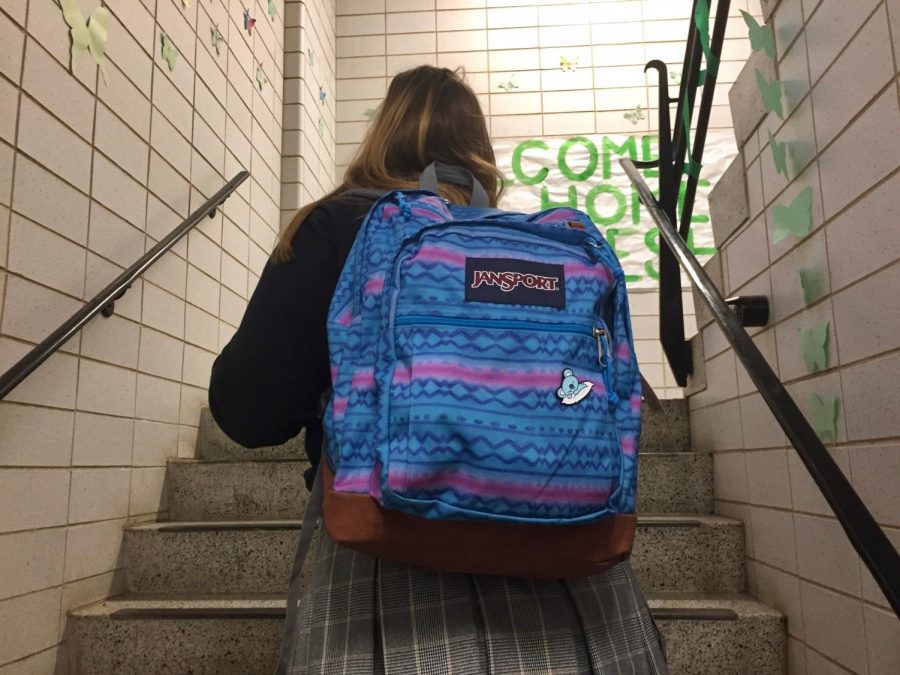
286 532 668 674
324 191 641 525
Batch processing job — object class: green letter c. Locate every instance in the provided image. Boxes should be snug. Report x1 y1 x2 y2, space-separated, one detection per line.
512 139 550 186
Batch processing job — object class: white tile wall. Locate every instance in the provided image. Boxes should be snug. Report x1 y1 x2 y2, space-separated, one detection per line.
281 0 338 225
694 1 900 672
0 0 289 668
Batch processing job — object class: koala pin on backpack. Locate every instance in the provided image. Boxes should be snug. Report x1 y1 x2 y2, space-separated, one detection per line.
312 162 642 578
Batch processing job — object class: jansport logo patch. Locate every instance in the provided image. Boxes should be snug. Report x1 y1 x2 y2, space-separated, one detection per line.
471 270 560 292
465 258 565 308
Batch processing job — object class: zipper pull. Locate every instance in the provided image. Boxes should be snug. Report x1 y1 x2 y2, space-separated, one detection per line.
593 327 609 367
593 327 619 405
582 239 603 261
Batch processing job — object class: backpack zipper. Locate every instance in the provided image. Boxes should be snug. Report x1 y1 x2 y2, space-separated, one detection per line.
394 315 617 402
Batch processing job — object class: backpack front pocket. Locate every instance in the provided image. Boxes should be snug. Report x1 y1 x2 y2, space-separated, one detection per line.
383 316 624 524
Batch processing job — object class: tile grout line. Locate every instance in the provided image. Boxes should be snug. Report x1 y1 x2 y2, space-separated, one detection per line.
0 6 30 336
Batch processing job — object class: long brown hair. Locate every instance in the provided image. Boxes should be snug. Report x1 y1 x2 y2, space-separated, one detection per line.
273 65 504 261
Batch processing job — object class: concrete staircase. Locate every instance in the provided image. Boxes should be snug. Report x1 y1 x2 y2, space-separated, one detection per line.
68 401 785 673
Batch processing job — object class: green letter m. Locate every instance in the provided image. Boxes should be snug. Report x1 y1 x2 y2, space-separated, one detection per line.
601 136 638 180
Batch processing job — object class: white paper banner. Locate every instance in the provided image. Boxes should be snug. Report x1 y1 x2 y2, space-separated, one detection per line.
494 131 737 288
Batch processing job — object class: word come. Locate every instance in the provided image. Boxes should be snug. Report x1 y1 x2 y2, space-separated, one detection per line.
504 135 716 283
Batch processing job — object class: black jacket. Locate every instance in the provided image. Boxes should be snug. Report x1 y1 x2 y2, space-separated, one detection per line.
208 194 374 483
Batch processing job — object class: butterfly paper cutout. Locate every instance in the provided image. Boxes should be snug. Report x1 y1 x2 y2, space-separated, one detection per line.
771 186 813 243
623 105 645 126
363 107 376 119
319 86 326 104
497 74 519 93
243 8 256 35
256 64 267 90
160 32 178 71
60 0 110 83
798 268 825 306
808 393 839 443
308 49 316 66
318 117 325 137
769 130 789 178
268 0 279 21
741 10 776 61
755 68 784 119
799 321 830 373
210 23 224 56
560 55 579 72
669 70 682 85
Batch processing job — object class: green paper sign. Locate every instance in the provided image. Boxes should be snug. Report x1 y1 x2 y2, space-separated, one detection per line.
741 10 776 61
799 321 830 373
808 393 839 443
755 69 784 119
772 186 813 243
61 0 110 83
256 64 267 90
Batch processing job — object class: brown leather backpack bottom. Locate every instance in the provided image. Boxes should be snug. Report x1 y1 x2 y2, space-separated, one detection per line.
321 463 636 579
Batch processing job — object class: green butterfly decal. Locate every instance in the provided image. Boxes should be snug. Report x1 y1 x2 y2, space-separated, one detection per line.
623 105 645 126
799 321 830 373
308 49 316 66
798 268 825 306
808 393 839 443
560 55 579 72
740 10 776 61
497 74 519 93
363 107 376 119
669 70 682 85
755 69 784 119
160 32 178 71
772 186 813 243
769 130 789 178
268 0 279 21
210 23 224 57
318 117 325 137
60 0 110 83
256 64 268 90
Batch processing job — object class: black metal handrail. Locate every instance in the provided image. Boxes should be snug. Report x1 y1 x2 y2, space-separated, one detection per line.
621 158 900 618
634 0 732 386
0 171 250 400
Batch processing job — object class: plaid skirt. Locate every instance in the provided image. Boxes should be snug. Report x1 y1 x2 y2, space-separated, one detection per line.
282 530 667 675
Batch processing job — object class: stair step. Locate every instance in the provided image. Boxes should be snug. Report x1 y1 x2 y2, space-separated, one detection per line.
637 452 712 514
195 399 690 460
196 407 305 460
632 515 744 593
167 451 711 521
167 458 309 521
68 593 783 674
123 515 742 595
68 595 285 675
640 398 691 453
648 594 786 674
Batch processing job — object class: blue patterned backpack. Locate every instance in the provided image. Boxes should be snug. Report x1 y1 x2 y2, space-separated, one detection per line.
318 163 642 578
